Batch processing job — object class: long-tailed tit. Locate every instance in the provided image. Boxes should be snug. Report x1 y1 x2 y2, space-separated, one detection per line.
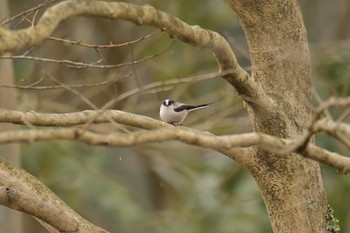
160 99 211 125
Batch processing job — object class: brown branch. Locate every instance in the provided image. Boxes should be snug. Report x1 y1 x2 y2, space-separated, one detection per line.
0 160 108 232
304 146 350 174
0 186 78 232
0 108 349 173
0 108 248 161
313 118 350 149
0 126 348 173
0 109 168 130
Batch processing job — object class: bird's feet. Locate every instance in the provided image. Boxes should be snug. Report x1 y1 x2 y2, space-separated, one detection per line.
169 122 182 126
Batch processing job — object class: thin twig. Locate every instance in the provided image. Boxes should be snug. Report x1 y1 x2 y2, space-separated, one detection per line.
0 42 173 69
0 73 131 90
47 31 158 48
45 72 98 109
1 0 58 26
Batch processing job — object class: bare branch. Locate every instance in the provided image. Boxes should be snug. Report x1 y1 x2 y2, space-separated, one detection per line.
313 118 350 149
48 31 157 48
0 109 167 130
0 73 130 90
0 125 348 173
0 186 78 232
0 160 108 232
0 108 349 172
304 146 350 174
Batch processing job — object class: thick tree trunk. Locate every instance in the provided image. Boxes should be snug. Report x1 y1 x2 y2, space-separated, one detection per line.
225 0 328 232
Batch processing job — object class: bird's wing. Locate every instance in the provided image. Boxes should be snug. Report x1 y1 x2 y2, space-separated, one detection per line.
174 105 193 112
174 104 210 112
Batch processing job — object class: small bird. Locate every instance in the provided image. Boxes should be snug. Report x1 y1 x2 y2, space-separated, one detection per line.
159 99 211 125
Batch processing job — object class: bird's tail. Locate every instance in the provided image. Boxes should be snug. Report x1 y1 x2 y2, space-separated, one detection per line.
187 103 211 111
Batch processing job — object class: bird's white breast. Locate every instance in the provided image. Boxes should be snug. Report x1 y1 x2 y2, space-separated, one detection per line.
160 105 187 124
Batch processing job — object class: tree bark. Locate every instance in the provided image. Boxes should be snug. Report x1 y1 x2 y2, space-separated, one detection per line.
0 1 23 233
225 0 328 232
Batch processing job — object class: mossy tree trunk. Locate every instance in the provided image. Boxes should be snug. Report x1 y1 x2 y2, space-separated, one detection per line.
225 0 328 232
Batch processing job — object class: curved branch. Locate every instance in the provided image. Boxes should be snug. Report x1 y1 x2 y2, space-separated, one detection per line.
0 108 250 162
1 108 350 172
0 160 108 232
0 109 168 130
0 124 349 173
0 186 78 232
0 0 269 103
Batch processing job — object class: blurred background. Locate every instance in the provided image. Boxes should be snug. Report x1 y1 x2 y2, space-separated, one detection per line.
0 0 349 232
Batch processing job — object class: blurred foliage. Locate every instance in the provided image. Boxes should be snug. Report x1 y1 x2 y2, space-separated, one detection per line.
1 0 350 232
